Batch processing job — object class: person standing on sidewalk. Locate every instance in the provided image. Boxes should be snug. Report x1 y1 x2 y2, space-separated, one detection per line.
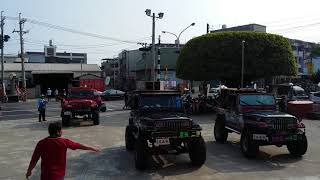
54 89 59 101
47 88 52 102
26 122 101 180
38 95 47 122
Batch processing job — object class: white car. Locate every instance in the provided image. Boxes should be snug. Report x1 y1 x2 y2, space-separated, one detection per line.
310 92 320 103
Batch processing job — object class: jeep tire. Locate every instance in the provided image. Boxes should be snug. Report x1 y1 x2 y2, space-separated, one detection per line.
240 130 259 158
287 134 308 157
188 137 206 166
134 137 149 170
214 116 228 143
100 106 106 112
92 110 100 125
125 126 135 151
62 115 71 127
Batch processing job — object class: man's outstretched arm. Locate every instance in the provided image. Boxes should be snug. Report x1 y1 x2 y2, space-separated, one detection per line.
26 144 41 179
77 143 101 152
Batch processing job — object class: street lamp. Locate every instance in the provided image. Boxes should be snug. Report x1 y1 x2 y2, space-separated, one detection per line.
145 9 164 82
162 22 195 49
241 40 245 88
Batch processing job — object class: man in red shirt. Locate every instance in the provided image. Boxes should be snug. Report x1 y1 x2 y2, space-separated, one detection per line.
26 122 100 180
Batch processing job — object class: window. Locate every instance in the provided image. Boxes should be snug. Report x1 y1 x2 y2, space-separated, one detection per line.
240 94 275 106
140 95 182 109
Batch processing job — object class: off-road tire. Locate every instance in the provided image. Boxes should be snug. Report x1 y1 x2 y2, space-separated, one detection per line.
100 106 106 112
287 134 308 157
134 137 149 170
240 130 259 158
125 126 135 151
92 110 100 125
188 137 206 166
62 115 71 127
214 116 228 143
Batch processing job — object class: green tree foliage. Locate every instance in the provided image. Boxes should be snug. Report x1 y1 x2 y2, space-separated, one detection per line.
176 31 297 85
311 70 320 83
310 43 320 58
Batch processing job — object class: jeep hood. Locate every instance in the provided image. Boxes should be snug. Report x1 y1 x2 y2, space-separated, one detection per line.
245 111 295 118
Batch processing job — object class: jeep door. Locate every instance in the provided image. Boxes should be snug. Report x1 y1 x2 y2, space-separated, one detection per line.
225 95 239 131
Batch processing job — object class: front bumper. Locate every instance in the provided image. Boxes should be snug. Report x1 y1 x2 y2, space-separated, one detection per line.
252 130 305 145
142 129 202 154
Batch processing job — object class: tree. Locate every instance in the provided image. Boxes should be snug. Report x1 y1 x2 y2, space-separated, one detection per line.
176 31 297 86
310 43 320 58
311 70 320 84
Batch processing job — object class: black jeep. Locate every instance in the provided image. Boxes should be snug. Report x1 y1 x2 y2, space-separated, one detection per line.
214 89 308 158
125 90 206 170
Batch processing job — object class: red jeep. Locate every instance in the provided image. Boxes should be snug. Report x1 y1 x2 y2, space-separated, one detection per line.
61 87 103 126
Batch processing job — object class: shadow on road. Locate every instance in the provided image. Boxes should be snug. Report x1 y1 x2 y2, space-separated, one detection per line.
205 141 302 173
30 146 200 180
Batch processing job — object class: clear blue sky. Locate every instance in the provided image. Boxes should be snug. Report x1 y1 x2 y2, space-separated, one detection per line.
2 0 320 65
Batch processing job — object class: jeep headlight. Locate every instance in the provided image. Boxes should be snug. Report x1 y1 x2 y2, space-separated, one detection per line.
196 131 201 136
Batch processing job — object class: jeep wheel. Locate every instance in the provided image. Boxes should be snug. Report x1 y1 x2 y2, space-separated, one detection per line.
188 137 206 166
134 137 149 170
287 134 308 157
240 130 259 158
100 106 106 112
125 126 135 151
92 110 100 125
62 115 71 127
214 116 228 143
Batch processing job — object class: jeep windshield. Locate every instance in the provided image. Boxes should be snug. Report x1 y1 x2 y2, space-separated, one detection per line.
69 90 94 98
140 95 183 111
240 94 275 106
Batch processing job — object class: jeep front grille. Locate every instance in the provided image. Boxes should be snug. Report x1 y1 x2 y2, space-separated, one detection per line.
270 118 296 131
155 120 191 130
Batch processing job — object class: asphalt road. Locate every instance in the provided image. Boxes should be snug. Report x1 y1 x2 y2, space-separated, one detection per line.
0 99 125 121
0 102 320 179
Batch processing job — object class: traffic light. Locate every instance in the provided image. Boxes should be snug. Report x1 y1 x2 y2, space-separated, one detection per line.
3 35 10 42
0 34 10 49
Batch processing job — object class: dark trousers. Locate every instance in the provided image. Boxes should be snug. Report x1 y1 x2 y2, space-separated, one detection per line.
38 108 46 122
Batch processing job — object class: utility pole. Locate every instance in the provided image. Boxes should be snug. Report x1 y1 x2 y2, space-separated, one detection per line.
13 13 28 101
157 35 161 82
151 13 156 82
241 40 245 88
0 11 5 102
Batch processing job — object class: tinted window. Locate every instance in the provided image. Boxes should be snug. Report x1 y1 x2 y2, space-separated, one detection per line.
70 90 94 97
240 94 275 106
140 95 182 109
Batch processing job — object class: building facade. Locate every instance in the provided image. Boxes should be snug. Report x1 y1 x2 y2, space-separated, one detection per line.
101 58 119 89
211 24 267 33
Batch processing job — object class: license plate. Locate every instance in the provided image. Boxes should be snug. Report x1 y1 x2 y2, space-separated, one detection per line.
64 111 71 115
253 134 269 141
180 131 189 138
156 138 170 145
285 135 297 141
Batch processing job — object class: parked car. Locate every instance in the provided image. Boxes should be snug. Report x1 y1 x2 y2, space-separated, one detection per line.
309 91 320 103
214 88 307 158
101 89 125 100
